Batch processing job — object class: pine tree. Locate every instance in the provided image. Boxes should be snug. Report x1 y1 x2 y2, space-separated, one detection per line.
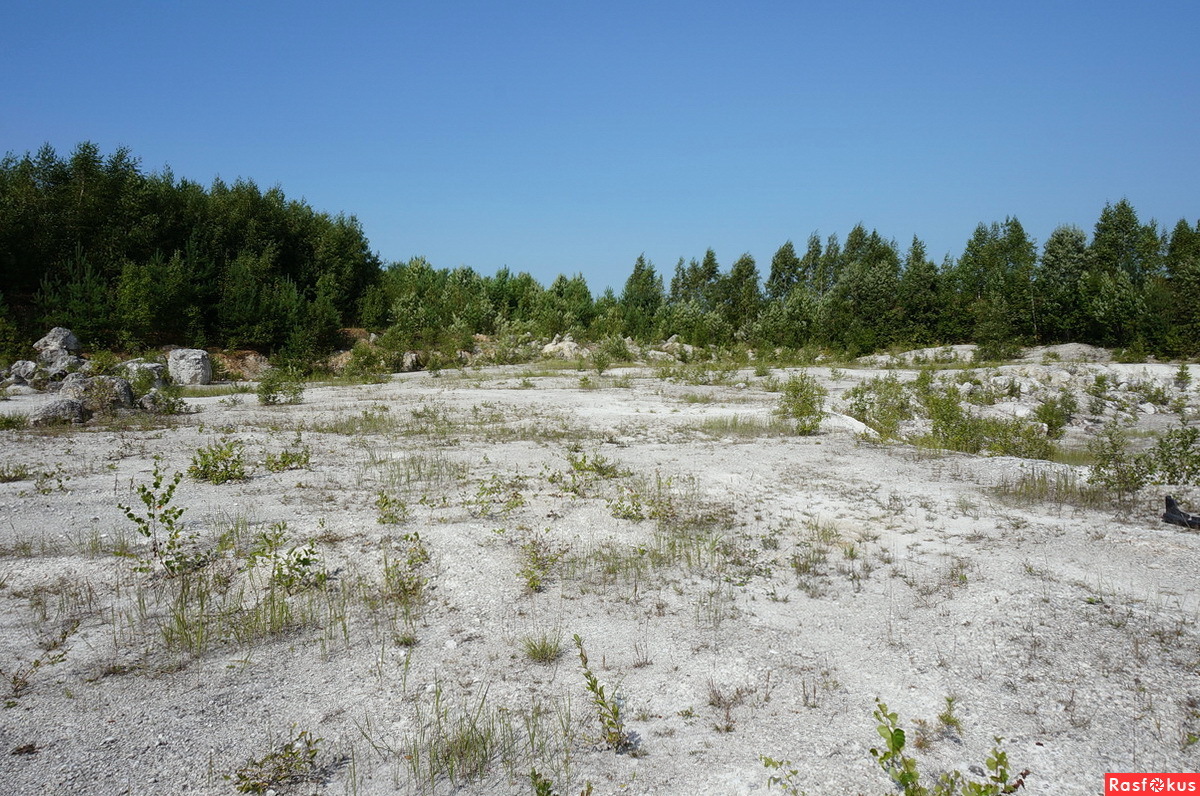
765 241 801 301
619 255 663 342
897 236 941 345
1036 226 1088 342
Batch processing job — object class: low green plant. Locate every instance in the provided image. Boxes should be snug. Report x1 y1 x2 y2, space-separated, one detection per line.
231 729 323 794
257 367 305 405
522 630 564 664
381 531 432 607
519 530 567 592
870 699 1028 795
1033 391 1077 440
264 446 311 473
574 634 632 753
0 463 31 482
608 487 645 520
567 450 624 478
761 755 806 794
189 439 248 484
376 491 411 524
0 413 28 430
777 371 827 435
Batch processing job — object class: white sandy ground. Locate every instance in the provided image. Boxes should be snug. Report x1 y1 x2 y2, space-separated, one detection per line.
0 356 1198 795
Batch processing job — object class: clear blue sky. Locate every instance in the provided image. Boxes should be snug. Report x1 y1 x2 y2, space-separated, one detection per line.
4 0 1197 292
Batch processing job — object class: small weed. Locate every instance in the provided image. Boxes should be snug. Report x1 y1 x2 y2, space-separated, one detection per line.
870 698 1029 795
761 755 807 795
375 491 411 524
0 413 29 430
522 630 564 664
518 529 567 592
0 463 31 482
608 487 646 521
231 729 324 794
118 456 191 572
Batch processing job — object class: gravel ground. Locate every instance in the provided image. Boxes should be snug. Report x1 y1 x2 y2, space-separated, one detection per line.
1 351 1198 795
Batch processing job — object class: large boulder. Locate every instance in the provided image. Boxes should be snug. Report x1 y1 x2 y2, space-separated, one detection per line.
60 374 135 414
541 334 584 360
29 398 91 426
33 327 82 360
168 349 212 385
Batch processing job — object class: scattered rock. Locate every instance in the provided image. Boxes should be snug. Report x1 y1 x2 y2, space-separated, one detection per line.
402 351 423 372
541 334 584 359
9 360 37 382
168 349 212 385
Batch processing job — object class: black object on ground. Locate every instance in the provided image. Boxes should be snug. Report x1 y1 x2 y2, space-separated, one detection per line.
1163 495 1200 530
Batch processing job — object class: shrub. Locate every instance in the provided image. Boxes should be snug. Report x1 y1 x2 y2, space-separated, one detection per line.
844 374 913 438
777 371 827 435
1033 391 1077 440
257 368 304 405
1087 422 1148 499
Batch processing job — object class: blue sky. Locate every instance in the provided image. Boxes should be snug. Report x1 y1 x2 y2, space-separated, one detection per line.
4 1 1198 292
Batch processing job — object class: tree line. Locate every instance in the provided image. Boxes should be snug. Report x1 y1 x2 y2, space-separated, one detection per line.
1 142 1197 367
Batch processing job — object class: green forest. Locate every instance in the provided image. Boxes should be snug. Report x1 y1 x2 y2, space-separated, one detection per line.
2 142 1198 368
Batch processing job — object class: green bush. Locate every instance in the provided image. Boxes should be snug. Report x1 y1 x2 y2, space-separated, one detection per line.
1033 391 1077 440
257 368 305 405
844 374 913 438
777 371 827 435
189 440 248 484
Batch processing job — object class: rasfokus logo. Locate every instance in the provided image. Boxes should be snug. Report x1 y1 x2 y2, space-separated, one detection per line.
1106 773 1200 793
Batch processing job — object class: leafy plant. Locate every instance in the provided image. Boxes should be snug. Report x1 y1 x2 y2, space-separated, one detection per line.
1033 391 1077 440
189 439 248 484
761 755 806 795
375 491 411 524
117 456 189 571
519 529 567 592
608 487 646 520
574 634 632 753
